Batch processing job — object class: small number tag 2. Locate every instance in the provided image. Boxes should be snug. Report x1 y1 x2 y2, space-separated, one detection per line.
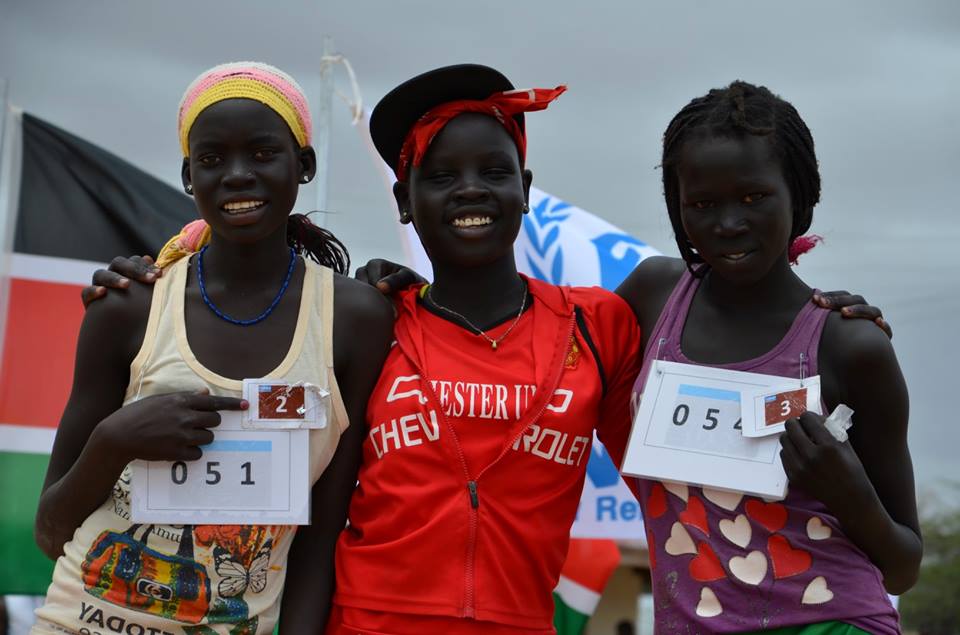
242 378 328 429
259 384 305 420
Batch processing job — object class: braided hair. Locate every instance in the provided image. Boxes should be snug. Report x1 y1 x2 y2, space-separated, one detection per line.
156 213 350 274
287 212 350 274
661 81 821 275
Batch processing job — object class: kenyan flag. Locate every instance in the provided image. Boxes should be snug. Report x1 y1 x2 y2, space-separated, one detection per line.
0 107 194 593
553 538 621 635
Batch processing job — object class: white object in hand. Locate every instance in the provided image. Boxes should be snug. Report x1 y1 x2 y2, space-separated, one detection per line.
823 404 854 442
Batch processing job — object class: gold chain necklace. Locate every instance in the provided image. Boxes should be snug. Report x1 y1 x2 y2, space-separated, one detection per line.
426 282 528 350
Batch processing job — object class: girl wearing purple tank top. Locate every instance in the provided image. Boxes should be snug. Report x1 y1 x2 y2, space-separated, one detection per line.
616 82 920 634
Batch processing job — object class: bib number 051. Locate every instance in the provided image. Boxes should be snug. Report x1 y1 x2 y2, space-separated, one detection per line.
169 460 256 486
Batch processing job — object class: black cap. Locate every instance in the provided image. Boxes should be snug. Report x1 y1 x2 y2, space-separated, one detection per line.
370 64 523 174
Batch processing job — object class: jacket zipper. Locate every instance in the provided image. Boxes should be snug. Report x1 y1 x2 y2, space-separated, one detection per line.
400 310 576 619
464 313 577 617
477 314 577 482
407 362 481 618
464 479 480 617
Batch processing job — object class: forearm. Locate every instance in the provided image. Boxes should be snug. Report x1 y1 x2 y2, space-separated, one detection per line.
829 482 922 594
278 531 337 633
277 429 362 632
35 429 128 559
810 315 925 593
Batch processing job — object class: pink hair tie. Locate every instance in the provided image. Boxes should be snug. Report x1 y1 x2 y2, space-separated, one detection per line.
180 219 210 251
789 234 822 265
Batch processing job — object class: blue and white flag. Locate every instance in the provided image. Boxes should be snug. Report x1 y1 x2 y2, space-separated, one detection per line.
518 188 660 289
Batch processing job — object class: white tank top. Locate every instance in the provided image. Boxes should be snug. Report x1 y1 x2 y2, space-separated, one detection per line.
34 256 347 635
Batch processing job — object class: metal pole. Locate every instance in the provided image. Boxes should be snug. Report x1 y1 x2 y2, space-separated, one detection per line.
0 78 8 178
0 77 13 373
314 36 335 223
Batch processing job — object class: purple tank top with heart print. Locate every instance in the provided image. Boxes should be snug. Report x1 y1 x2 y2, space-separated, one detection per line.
631 270 900 634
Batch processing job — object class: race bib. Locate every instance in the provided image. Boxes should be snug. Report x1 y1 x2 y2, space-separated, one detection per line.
130 381 314 525
621 361 821 499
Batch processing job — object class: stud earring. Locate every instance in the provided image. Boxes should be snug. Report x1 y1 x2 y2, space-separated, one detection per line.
522 203 530 213
185 184 193 194
300 175 312 184
400 210 411 223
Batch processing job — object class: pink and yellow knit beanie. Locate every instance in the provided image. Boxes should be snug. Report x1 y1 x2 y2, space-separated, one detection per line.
177 61 312 156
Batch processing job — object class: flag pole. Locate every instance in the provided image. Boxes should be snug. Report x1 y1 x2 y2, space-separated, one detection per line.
0 77 14 369
314 36 335 223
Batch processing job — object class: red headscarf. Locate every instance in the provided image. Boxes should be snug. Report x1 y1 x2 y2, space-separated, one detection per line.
395 86 567 181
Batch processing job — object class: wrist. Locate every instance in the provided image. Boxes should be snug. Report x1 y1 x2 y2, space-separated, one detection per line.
825 474 881 521
89 419 132 470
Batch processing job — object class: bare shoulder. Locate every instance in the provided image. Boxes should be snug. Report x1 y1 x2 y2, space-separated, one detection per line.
615 256 686 332
332 273 394 326
332 274 395 359
331 273 394 383
821 310 899 374
819 310 905 411
619 255 687 297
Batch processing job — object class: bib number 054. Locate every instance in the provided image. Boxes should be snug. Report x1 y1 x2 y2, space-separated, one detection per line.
672 403 742 431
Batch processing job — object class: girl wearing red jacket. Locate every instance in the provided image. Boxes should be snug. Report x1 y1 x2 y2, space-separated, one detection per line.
327 64 644 634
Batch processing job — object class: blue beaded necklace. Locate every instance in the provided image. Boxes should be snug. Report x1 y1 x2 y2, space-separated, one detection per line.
196 245 297 326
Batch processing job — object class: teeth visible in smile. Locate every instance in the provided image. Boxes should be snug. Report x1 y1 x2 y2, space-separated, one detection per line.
451 216 493 228
724 252 748 260
223 200 264 213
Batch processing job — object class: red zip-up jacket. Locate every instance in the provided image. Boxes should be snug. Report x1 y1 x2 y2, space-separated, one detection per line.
332 278 641 632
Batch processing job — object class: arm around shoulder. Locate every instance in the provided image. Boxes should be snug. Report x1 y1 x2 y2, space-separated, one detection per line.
615 256 686 337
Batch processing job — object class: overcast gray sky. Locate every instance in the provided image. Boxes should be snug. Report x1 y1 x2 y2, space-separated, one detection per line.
2 0 958 496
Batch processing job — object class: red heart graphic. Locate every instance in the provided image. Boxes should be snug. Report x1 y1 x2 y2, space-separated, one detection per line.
745 499 788 533
768 534 812 579
647 483 668 519
647 528 657 569
689 542 725 582
679 495 710 536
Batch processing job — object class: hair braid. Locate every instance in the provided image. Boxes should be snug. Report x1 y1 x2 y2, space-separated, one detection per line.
661 100 715 273
286 212 350 274
156 214 351 274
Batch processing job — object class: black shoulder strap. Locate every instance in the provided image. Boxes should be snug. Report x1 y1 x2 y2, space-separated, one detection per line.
574 306 607 396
